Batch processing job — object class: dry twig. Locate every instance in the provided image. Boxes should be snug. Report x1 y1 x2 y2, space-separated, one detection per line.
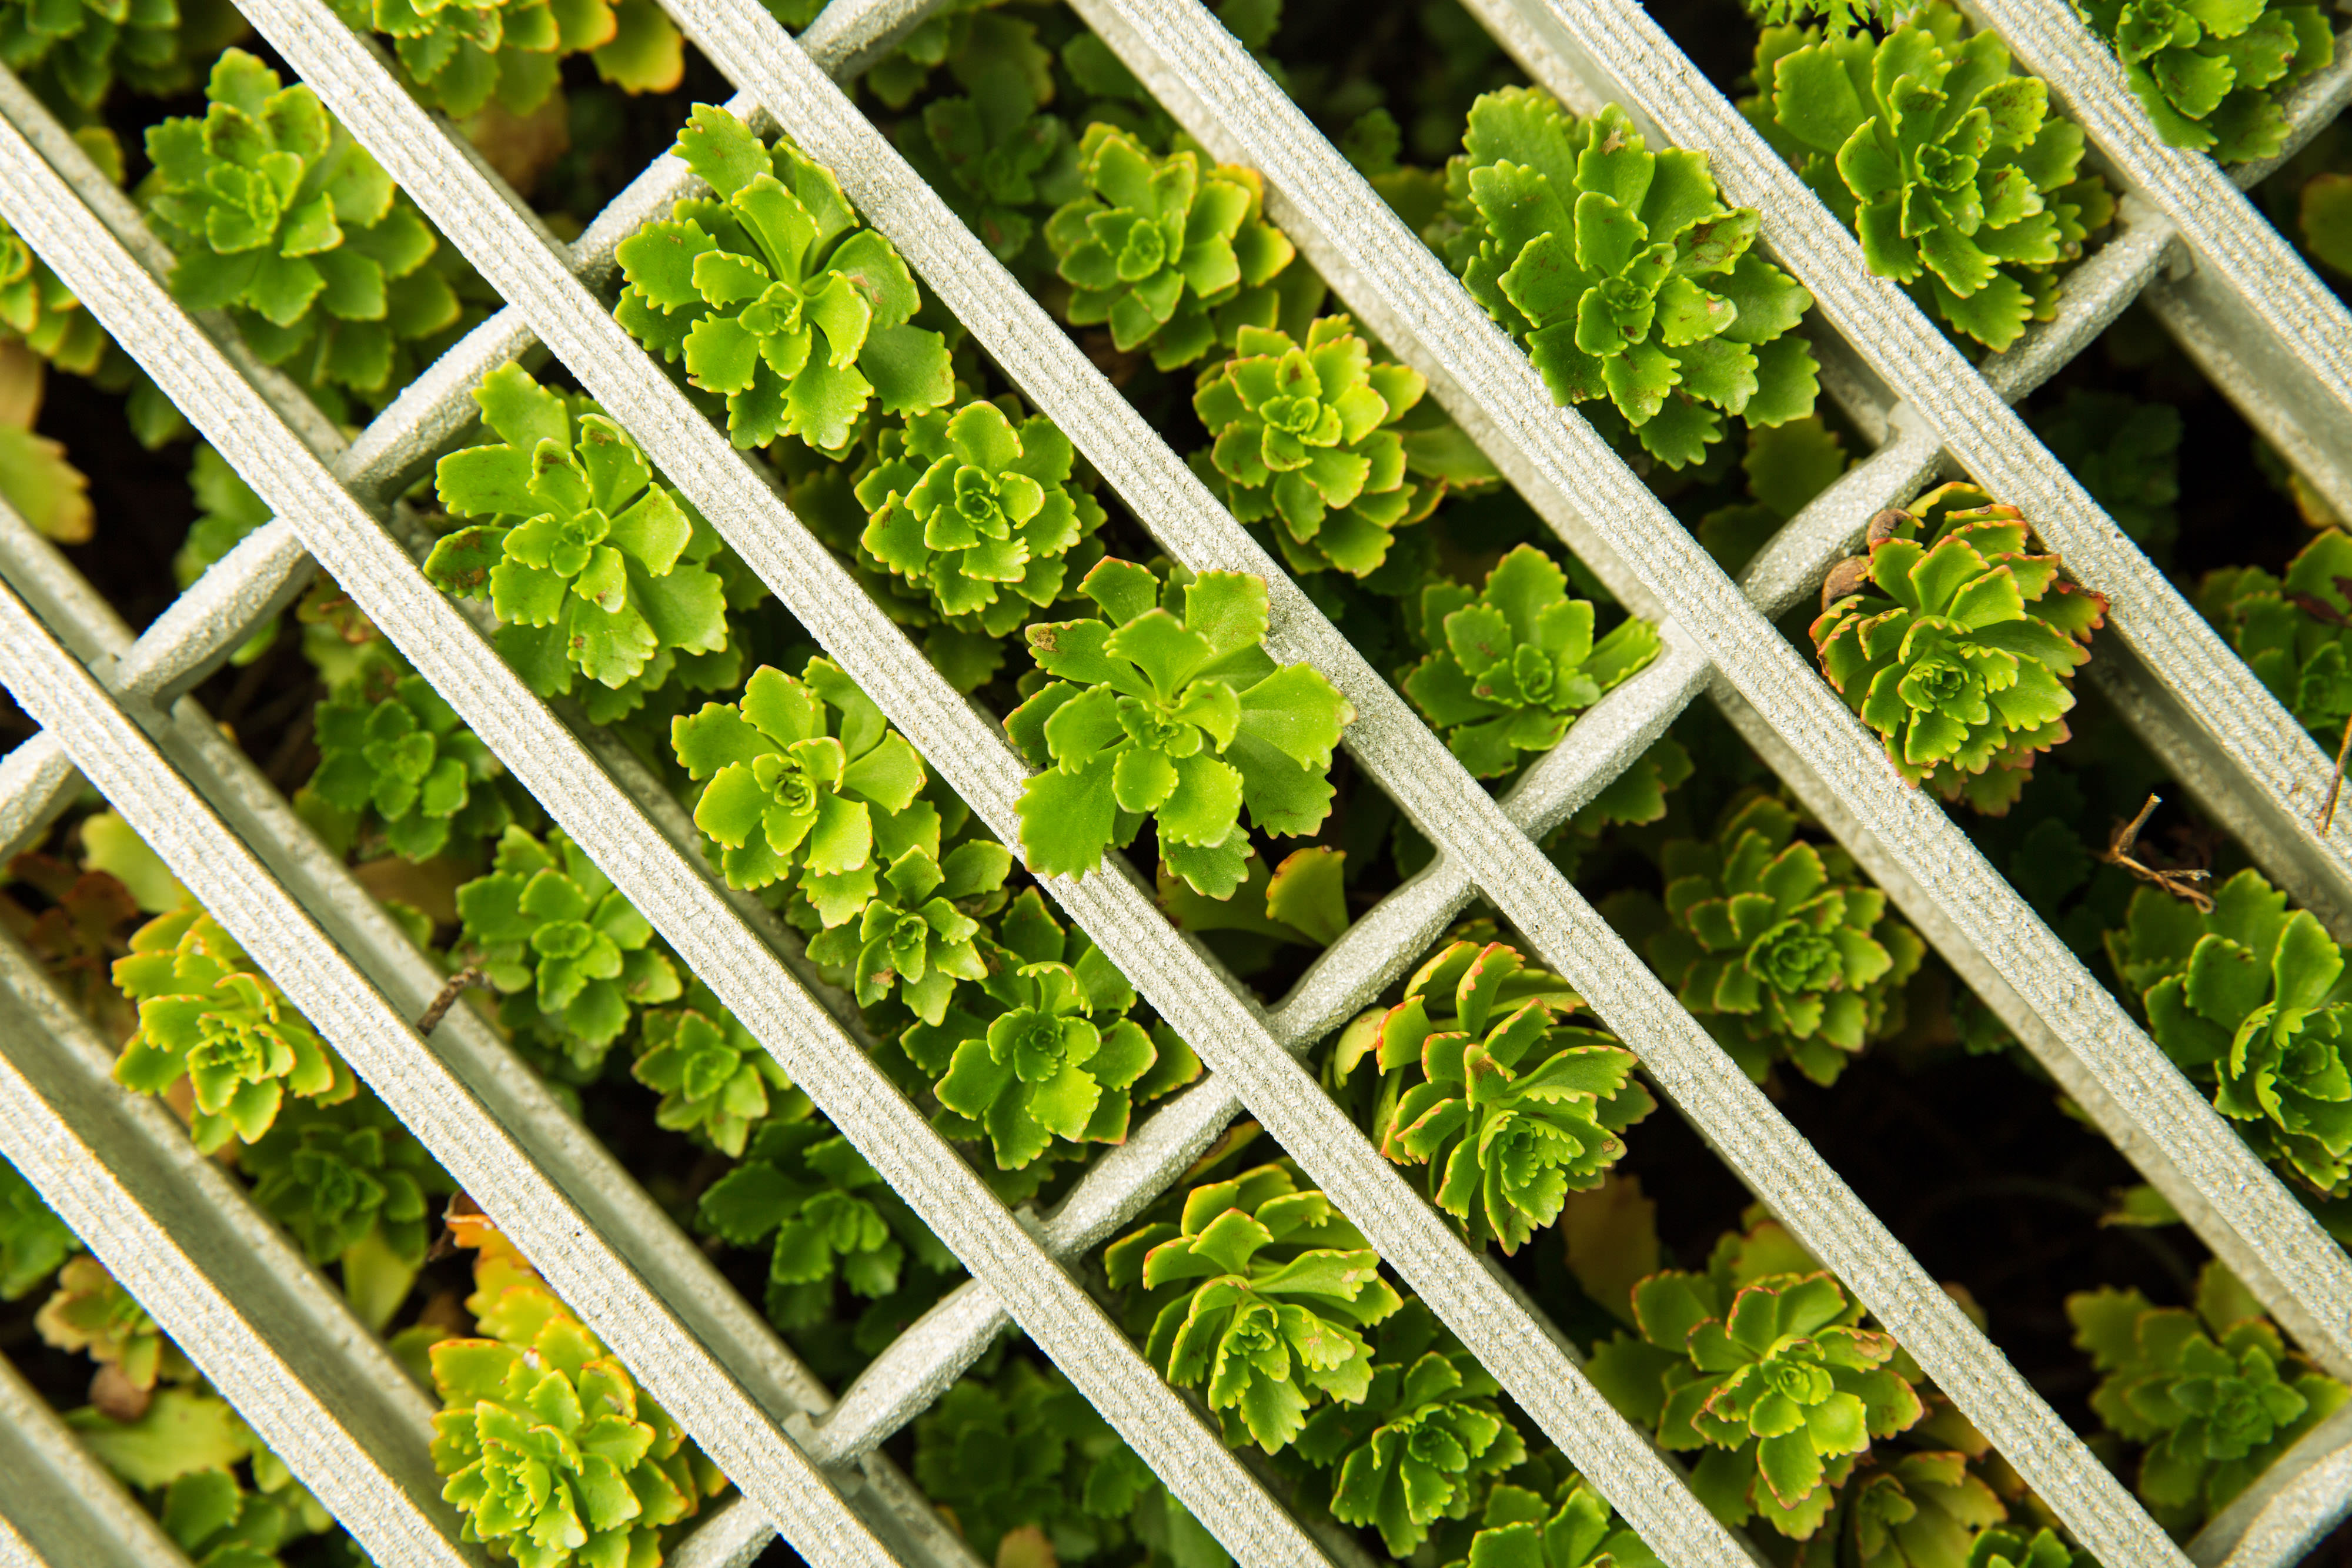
415 964 486 1035
2322 713 2352 835
2277 582 2352 834
2103 794 2214 912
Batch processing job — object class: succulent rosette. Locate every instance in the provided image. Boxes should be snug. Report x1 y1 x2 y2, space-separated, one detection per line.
632 981 799 1158
305 668 513 861
1295 1302 1526 1555
670 658 928 915
1589 1241 1927 1538
2199 527 2352 750
0 212 108 373
455 825 683 1072
1443 88 1818 467
1006 559 1354 898
1644 791 1924 1086
1748 3 2116 351
425 362 754 726
2075 0 2334 162
1044 122 1298 371
901 887 1198 1169
854 397 1107 637
111 904 353 1152
615 103 953 453
2070 1262 2348 1531
0 0 235 115
1327 940 1653 1252
143 52 465 413
1189 314 1464 580
1810 483 2105 814
432 1239 724 1565
1105 1161 1404 1453
242 1095 453 1330
2106 868 2352 1196
1403 545 1663 778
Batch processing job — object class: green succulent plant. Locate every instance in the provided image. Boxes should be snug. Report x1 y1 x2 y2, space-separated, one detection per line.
1737 0 1884 36
903 887 1199 1168
1044 122 1299 371
933 959 1134 1165
2076 0 2333 163
325 0 660 119
0 209 110 375
455 824 684 1074
696 1114 961 1331
2197 527 2352 751
111 904 354 1153
38 1253 191 1395
1007 559 1355 898
1746 4 2116 352
142 52 466 413
1817 1447 2007 1568
893 9 1079 262
2105 868 2352 1196
155 1464 336 1568
1588 1218 1929 1539
0 1157 75 1301
802 824 1012 1025
2070 1262 2348 1533
426 362 741 721
1442 88 1819 469
854 397 1108 637
615 103 954 453
1402 545 1663 778
1295 1301 1527 1555
1438 1470 1663 1568
0 851 143 1045
1325 939 1653 1253
0 0 239 119
1190 314 1475 580
1638 790 1925 1087
2025 389 2181 561
1810 483 2106 815
911 1358 1228 1568
240 1094 454 1332
1967 1528 2093 1568
432 1251 724 1566
1105 1160 1404 1453
670 657 928 914
303 668 514 862
632 980 799 1158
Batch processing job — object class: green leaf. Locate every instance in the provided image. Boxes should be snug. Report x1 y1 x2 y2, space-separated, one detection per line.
675 102 768 198
591 0 683 91
1017 760 1121 878
2304 173 2352 278
1264 848 1348 945
1234 663 1354 773
1774 45 1868 152
70 1389 252 1490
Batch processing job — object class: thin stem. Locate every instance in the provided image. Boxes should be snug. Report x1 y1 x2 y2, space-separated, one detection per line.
2103 793 2214 914
415 965 486 1035
2320 711 2352 835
